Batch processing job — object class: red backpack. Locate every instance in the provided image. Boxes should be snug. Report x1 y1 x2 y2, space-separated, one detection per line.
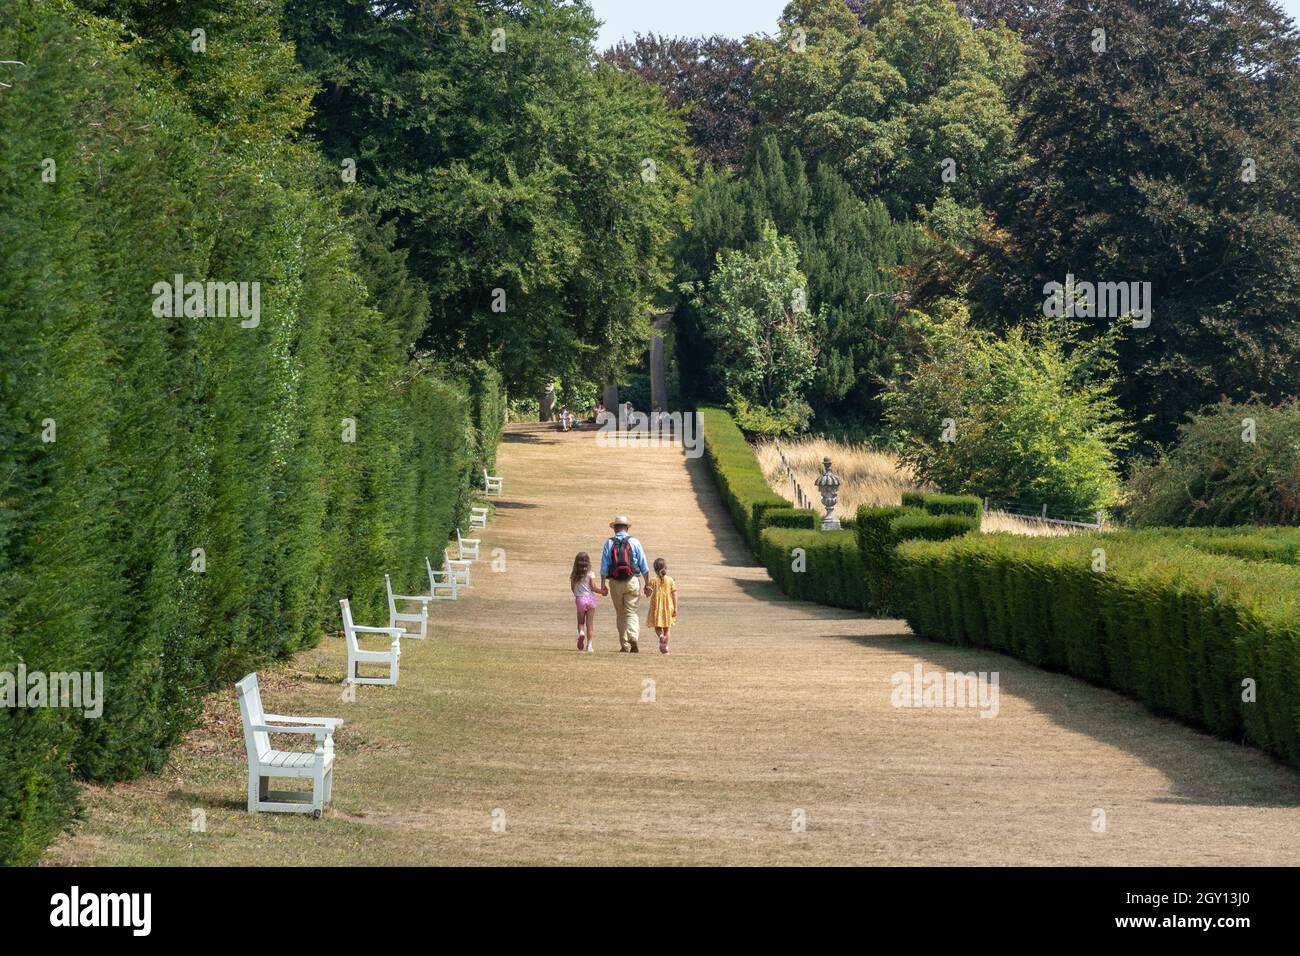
608 538 636 581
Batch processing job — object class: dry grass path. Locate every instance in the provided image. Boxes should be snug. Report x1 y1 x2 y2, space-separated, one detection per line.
46 423 1300 865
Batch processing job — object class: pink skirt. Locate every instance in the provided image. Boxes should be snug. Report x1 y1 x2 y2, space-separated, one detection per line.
575 593 598 613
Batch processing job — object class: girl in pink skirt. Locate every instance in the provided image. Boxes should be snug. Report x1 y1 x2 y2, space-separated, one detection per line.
570 552 606 652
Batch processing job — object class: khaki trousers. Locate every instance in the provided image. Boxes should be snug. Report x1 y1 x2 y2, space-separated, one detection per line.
608 576 643 650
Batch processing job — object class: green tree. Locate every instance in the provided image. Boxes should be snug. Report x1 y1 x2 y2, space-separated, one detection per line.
882 302 1133 514
685 222 819 431
1124 400 1300 528
751 0 1024 218
673 136 915 424
284 0 693 398
972 0 1300 446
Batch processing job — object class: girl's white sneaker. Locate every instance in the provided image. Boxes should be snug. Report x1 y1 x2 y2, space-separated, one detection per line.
586 640 594 653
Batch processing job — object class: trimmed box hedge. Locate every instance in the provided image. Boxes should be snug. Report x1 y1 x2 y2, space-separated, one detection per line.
699 405 789 554
894 533 1300 769
856 505 979 613
901 491 984 519
761 507 820 530
759 527 869 611
1153 527 1300 565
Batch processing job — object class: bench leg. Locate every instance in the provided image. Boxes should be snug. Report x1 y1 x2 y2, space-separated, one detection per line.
248 773 270 812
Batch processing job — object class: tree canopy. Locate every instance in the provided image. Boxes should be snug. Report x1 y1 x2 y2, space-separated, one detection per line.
286 0 693 395
751 0 1025 219
969 0 1300 445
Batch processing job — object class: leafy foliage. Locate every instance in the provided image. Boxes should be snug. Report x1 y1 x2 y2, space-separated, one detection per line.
971 0 1300 445
896 531 1300 769
673 136 915 421
285 0 693 396
882 302 1133 515
751 0 1025 218
602 33 757 171
1123 400 1300 528
684 221 819 426
854 505 976 611
759 528 868 610
0 0 499 864
698 406 790 553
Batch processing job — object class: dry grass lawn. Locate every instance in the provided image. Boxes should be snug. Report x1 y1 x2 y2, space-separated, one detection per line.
43 423 1300 865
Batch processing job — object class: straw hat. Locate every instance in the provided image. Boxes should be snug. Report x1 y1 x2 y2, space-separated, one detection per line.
609 515 632 530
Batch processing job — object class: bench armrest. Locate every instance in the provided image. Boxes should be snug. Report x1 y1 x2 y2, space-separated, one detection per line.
264 714 344 728
390 594 431 604
350 625 405 636
252 724 334 741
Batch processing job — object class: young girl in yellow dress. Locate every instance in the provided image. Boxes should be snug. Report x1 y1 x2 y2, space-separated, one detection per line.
647 558 677 655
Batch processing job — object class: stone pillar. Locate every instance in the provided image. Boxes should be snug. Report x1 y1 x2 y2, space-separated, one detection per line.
602 382 619 413
539 383 556 423
650 309 674 412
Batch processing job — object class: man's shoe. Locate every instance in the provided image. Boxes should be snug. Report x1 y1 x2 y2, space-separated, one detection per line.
630 642 639 653
620 646 629 653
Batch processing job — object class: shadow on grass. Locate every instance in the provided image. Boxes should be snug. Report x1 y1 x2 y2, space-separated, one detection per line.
165 790 247 812
683 452 759 568
502 429 549 444
834 628 1300 808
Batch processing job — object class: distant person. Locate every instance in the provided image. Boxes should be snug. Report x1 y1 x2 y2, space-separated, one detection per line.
594 401 608 426
558 405 573 432
646 557 678 655
570 551 605 652
601 515 651 653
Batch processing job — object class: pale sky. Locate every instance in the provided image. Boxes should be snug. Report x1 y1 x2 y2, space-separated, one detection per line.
590 0 1300 49
591 0 788 49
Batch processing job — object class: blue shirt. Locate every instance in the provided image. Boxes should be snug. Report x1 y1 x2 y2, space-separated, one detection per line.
601 532 649 578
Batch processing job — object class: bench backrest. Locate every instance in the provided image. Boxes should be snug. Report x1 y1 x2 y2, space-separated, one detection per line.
339 598 359 653
384 574 397 621
236 673 269 761
426 556 456 595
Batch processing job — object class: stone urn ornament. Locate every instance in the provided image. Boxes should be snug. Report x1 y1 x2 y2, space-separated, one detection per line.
814 456 842 530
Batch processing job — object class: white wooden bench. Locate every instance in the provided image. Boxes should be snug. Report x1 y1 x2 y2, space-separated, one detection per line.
340 598 402 686
444 548 472 589
236 673 342 817
456 528 480 561
484 468 503 496
426 556 460 601
385 573 430 640
469 506 488 529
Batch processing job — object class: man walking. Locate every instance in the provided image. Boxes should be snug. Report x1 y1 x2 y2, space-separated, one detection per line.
600 515 651 653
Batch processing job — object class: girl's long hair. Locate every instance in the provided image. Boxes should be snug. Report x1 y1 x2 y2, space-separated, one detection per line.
570 552 591 588
653 557 667 578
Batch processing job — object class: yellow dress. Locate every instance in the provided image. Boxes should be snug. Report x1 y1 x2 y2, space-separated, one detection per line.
647 574 677 628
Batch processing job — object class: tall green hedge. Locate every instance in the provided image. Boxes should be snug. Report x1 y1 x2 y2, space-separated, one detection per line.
0 2 500 864
855 506 979 612
758 528 868 610
699 405 788 553
894 533 1300 769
